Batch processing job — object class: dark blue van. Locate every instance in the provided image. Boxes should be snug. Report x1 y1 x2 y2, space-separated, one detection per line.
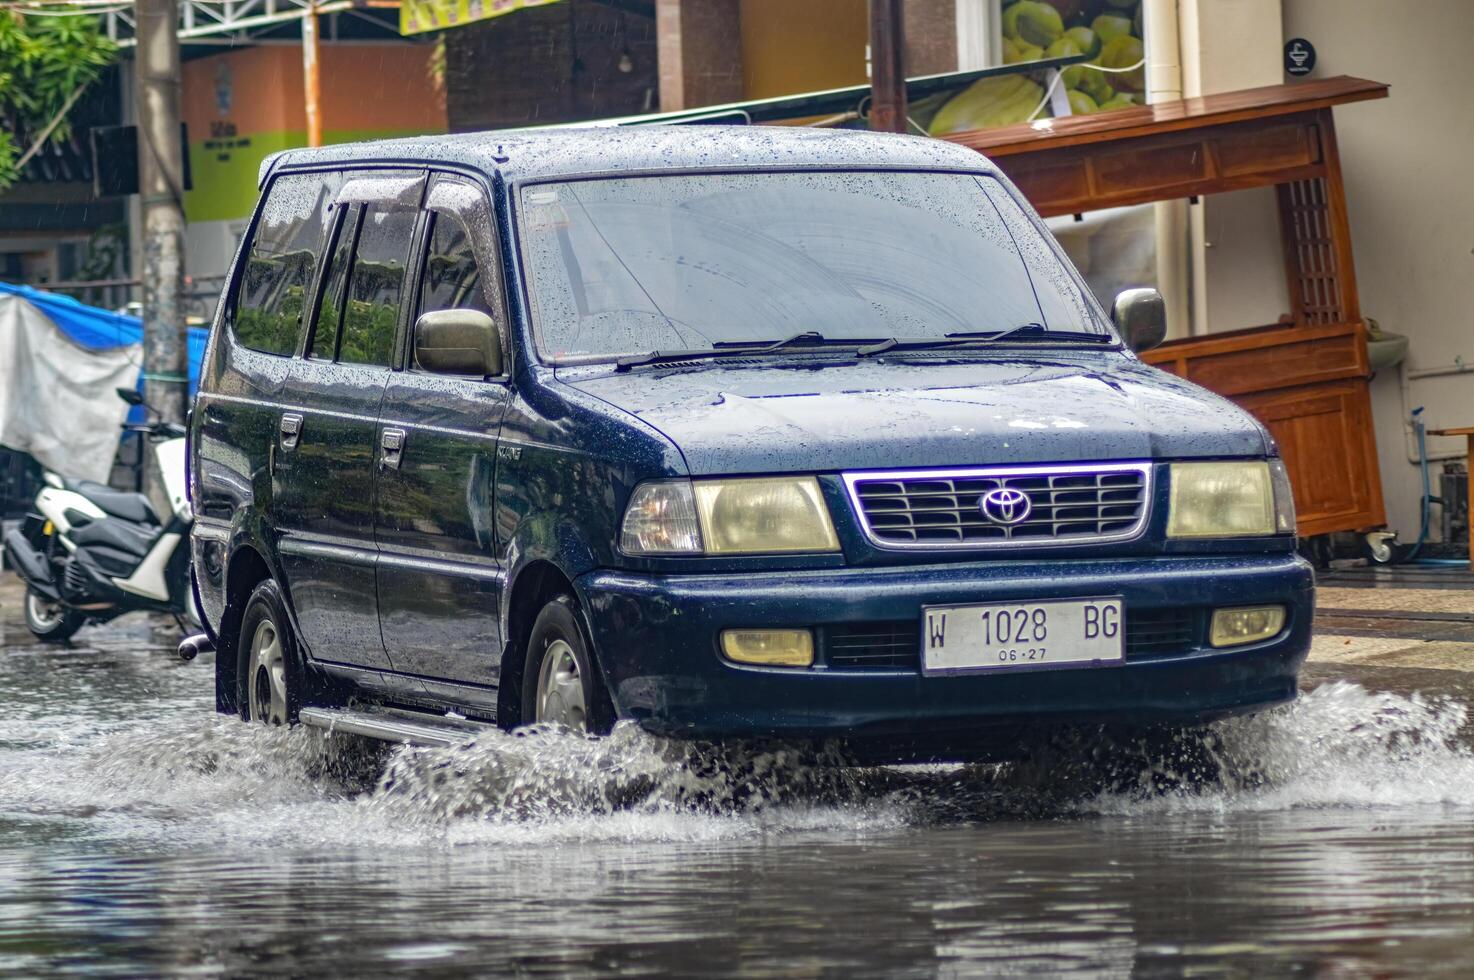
187 126 1312 761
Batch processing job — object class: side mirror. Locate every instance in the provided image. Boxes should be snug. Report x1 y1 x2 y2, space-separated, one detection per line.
117 386 145 406
413 309 502 377
1112 288 1168 354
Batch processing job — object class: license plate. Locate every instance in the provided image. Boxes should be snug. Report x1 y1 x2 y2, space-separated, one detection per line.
921 597 1125 675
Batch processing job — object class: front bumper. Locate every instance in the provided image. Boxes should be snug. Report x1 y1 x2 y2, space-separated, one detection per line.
575 553 1314 759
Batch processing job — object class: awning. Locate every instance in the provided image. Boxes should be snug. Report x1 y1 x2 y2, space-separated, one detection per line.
547 54 1090 129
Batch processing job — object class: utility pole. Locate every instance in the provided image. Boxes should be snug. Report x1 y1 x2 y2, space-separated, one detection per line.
133 0 188 457
302 2 323 147
868 0 907 133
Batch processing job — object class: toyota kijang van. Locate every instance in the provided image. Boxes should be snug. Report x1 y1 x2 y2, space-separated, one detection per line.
187 126 1312 761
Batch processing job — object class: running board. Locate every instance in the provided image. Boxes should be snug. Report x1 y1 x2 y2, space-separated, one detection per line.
298 706 496 748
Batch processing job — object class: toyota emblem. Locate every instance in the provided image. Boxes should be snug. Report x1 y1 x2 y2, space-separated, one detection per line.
980 487 1031 525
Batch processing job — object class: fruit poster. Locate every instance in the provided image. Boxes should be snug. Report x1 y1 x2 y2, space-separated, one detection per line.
927 0 1147 136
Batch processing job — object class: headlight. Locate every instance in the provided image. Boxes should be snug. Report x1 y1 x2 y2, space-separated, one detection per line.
695 477 839 554
620 477 839 555
1168 460 1296 538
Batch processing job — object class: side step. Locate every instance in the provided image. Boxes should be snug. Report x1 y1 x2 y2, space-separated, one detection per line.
298 705 497 748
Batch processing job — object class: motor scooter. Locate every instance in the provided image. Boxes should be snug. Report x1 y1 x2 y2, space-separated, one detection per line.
2 387 193 642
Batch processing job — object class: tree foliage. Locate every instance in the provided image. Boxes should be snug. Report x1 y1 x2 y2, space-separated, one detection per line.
0 11 117 190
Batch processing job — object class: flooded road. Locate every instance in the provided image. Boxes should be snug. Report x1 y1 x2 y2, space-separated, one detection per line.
5 579 1474 976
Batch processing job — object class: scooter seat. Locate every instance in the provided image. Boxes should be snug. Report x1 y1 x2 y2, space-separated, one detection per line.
62 479 160 525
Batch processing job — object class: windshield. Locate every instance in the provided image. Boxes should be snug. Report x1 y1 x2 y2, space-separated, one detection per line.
516 170 1107 361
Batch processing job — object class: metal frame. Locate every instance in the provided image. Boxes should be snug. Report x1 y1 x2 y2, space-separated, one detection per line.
842 462 1154 552
103 0 382 46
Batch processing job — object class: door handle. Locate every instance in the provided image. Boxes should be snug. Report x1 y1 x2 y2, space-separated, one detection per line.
279 413 303 451
380 427 406 470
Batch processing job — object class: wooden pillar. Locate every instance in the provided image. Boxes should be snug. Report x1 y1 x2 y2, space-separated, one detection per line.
1316 109 1363 324
655 0 744 111
1275 111 1362 328
869 0 907 132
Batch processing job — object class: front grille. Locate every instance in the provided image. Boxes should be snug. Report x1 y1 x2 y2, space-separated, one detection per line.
844 463 1151 549
823 605 1199 671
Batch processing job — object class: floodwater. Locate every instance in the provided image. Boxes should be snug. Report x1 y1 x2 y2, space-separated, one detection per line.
6 594 1474 976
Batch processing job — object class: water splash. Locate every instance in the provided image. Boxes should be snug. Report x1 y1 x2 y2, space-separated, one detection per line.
1085 680 1474 814
368 722 881 822
7 682 1474 851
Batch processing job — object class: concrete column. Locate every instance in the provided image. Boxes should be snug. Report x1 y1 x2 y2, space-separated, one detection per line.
133 0 188 444
655 0 744 111
1178 0 1285 336
1143 0 1190 339
953 0 996 71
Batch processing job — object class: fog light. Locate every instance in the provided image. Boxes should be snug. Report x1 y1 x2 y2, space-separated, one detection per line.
1210 606 1286 648
720 629 814 667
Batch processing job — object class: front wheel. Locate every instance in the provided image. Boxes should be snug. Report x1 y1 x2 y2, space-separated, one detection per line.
522 595 615 734
24 589 84 643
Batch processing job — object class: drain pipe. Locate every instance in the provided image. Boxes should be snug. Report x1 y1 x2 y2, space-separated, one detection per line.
1143 0 1191 338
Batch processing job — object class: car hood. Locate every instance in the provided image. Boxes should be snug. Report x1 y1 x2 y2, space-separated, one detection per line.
559 354 1270 476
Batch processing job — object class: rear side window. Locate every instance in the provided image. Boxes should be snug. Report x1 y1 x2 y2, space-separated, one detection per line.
233 172 341 355
339 205 416 367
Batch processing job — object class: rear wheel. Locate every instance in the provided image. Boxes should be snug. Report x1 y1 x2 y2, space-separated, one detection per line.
23 588 83 643
238 579 304 726
522 595 615 734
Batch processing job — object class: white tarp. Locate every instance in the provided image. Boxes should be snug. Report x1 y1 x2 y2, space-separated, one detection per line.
0 293 141 483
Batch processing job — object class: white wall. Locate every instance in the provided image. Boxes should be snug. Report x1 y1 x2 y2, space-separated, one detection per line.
1281 0 1474 540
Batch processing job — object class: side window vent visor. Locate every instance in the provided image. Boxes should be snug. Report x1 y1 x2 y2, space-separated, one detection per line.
336 173 427 210
426 179 484 216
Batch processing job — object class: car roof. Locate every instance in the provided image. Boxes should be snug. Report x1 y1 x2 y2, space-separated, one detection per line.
260 124 997 188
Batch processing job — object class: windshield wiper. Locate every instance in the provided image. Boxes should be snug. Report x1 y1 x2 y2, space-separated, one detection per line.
712 330 831 352
947 322 1047 343
617 331 887 372
857 323 1111 356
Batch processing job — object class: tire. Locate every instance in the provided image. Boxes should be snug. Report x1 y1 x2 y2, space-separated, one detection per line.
521 594 615 735
23 588 84 643
238 579 306 726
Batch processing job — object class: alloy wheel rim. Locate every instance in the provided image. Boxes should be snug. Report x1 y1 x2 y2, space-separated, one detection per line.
26 592 63 630
249 618 288 725
535 638 587 731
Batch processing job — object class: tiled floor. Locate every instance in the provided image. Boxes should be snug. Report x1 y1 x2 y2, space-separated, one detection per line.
1313 563 1474 670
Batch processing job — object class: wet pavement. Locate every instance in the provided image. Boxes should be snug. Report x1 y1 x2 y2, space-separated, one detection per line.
5 569 1474 976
